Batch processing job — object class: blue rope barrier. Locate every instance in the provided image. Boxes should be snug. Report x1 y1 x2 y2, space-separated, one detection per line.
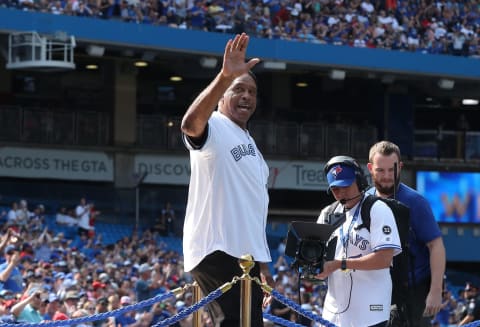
8 281 476 327
1 291 177 327
153 288 223 327
270 289 338 327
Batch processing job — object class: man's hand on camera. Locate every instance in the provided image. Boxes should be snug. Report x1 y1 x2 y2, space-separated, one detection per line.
316 260 341 280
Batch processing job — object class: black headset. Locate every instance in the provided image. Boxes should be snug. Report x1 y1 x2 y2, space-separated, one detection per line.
323 155 369 191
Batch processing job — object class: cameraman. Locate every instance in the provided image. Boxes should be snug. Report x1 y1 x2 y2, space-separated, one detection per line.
316 156 402 327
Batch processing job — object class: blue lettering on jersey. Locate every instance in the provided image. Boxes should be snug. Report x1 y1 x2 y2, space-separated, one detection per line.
351 234 370 251
231 144 256 161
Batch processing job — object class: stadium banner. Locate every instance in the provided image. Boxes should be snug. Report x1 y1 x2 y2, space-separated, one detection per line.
134 154 191 185
134 154 332 190
0 147 114 181
268 160 329 190
269 160 370 190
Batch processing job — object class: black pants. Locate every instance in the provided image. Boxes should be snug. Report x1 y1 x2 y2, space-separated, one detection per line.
191 251 264 327
388 277 431 327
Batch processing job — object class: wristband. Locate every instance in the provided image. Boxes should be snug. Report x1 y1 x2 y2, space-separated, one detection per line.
341 258 347 271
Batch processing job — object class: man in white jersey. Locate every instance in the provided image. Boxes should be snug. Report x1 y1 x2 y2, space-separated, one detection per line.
316 155 402 327
181 33 273 326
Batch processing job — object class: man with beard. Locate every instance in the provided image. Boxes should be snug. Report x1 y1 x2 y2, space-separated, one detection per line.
367 140 446 327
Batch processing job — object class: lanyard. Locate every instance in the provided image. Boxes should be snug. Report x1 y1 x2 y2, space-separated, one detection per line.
339 198 363 258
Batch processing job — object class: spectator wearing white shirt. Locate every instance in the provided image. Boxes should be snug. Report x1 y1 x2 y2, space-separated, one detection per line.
7 202 18 226
434 21 447 39
327 15 339 26
56 207 78 227
461 24 475 37
377 10 392 25
452 28 467 56
344 8 356 23
389 12 400 31
18 0 36 10
354 38 367 47
374 22 386 37
75 197 93 236
15 200 31 230
361 0 374 14
49 0 64 14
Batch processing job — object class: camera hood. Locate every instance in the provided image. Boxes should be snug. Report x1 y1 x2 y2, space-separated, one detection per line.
285 221 336 258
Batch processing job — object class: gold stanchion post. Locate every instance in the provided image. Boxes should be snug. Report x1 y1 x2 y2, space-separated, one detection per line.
239 254 255 327
192 282 202 327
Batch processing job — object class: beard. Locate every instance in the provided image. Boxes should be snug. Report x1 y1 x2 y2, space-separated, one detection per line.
373 175 400 197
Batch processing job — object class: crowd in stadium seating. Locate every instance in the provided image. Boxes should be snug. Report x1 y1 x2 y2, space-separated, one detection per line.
0 197 477 326
1 0 480 57
0 198 325 326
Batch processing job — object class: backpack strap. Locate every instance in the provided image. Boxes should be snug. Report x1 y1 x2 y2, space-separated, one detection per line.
356 194 377 232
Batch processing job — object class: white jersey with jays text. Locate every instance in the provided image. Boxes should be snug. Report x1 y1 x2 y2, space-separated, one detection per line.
183 111 271 272
317 195 402 326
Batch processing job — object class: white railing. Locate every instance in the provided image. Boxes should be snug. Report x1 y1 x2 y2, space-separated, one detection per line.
6 31 75 70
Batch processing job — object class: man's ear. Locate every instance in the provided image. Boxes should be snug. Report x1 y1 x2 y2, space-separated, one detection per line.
367 162 373 173
217 96 225 112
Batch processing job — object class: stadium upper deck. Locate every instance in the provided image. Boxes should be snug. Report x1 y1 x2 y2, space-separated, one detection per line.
1 5 480 167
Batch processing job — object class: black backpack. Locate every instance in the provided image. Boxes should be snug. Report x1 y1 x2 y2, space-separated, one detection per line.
325 194 413 307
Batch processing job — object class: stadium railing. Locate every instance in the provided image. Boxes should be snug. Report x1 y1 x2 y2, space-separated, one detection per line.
2 105 478 161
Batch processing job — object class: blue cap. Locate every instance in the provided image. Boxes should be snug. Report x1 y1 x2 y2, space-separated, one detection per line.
4 245 17 255
54 272 65 279
48 293 59 303
326 164 356 188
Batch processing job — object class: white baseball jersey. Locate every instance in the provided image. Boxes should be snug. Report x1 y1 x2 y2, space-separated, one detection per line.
317 194 402 326
183 111 271 272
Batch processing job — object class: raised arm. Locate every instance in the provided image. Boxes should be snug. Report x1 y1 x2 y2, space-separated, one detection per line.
180 33 260 139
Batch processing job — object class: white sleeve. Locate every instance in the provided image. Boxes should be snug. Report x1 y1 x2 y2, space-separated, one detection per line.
368 200 402 256
316 207 329 224
75 205 83 217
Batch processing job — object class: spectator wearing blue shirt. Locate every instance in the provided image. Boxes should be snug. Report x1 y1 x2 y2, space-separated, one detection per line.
135 263 162 311
114 296 137 327
188 0 205 30
42 293 60 321
0 245 23 294
435 289 456 327
150 302 171 325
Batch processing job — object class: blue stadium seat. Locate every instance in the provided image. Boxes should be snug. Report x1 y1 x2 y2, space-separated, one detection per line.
95 222 133 245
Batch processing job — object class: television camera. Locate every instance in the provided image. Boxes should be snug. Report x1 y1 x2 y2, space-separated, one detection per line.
285 212 346 282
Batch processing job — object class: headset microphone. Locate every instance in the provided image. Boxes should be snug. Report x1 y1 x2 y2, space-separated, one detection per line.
339 192 363 205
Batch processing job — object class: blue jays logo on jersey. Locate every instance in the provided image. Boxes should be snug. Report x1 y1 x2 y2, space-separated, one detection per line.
382 225 392 235
230 144 256 161
330 165 343 179
351 234 369 250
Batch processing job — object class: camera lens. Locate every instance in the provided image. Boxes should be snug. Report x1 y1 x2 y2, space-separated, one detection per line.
300 240 325 263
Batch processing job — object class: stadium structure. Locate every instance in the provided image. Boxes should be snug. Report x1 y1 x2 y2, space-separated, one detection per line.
0 7 480 276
